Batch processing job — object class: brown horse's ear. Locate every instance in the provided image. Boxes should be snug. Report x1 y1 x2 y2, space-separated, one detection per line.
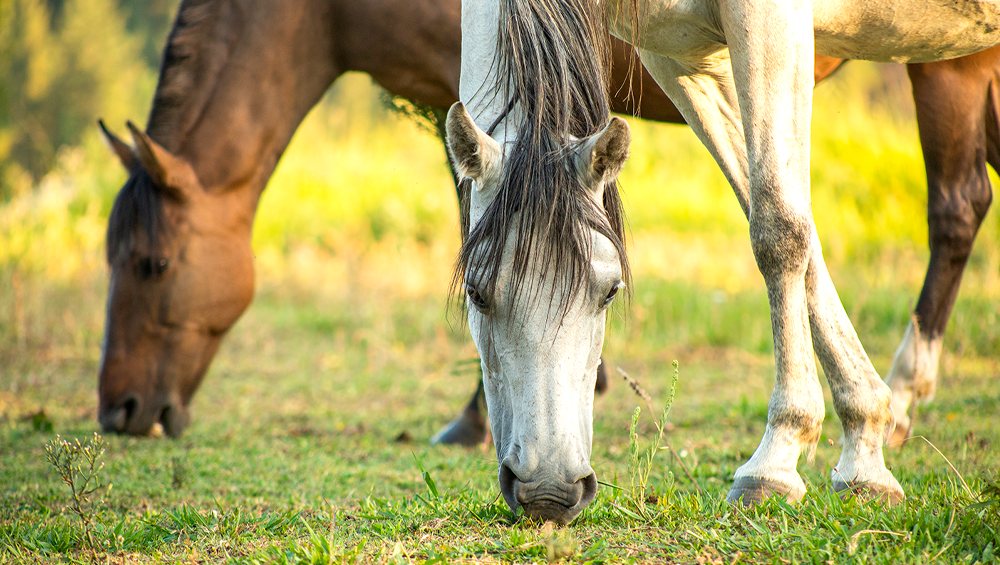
126 121 188 202
99 120 138 172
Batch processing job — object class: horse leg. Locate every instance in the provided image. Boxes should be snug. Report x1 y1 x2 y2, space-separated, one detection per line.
720 1 855 506
883 52 998 444
639 39 824 505
642 0 904 504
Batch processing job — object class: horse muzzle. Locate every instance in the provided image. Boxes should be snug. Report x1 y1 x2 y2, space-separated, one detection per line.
98 393 189 437
499 462 598 525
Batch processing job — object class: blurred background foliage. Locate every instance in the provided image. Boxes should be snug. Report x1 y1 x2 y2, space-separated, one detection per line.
1 0 999 378
0 0 173 200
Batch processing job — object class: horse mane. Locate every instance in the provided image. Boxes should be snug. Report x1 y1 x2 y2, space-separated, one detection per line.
107 0 243 263
145 0 243 152
106 169 167 264
455 0 631 314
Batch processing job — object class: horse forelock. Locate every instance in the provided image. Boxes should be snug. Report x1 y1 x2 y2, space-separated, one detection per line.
455 0 630 317
106 169 168 265
145 0 243 151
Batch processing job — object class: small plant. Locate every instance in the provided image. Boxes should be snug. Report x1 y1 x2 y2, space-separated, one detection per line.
43 433 110 553
621 361 683 512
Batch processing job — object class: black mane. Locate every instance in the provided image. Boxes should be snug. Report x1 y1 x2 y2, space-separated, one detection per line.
146 0 242 152
108 0 242 262
456 0 630 313
106 168 167 264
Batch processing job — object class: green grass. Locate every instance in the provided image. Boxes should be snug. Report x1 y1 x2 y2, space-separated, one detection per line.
2 65 1000 562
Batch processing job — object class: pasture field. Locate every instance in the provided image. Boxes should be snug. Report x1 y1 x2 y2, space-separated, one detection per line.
2 66 1000 563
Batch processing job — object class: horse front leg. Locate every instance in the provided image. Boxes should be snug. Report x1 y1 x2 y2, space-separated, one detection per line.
883 51 998 444
713 0 831 506
638 40 821 504
721 1 902 501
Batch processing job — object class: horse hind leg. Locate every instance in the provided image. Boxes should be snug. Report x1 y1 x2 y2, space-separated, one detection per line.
884 52 997 445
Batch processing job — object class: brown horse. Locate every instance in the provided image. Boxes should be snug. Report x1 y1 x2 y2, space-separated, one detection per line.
97 0 996 443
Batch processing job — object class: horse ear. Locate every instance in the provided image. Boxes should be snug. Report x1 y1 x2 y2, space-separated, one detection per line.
126 121 188 202
586 117 630 183
98 120 138 172
446 102 501 182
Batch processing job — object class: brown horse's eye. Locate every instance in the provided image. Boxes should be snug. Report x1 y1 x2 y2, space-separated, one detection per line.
136 257 169 280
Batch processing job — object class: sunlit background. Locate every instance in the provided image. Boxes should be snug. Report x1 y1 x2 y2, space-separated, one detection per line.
2 0 999 422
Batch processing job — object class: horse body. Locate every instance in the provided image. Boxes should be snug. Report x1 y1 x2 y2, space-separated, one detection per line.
455 0 1000 523
625 0 1000 64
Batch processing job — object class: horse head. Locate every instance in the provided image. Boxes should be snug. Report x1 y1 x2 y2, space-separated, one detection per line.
447 103 630 524
96 121 255 437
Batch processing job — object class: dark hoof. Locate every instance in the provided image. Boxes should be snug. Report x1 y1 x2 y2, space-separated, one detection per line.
833 481 905 506
595 360 608 395
430 408 486 447
726 477 795 508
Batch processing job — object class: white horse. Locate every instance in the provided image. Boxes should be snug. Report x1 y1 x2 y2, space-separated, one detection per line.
448 0 1000 525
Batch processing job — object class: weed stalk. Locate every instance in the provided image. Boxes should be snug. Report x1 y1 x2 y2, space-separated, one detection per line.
44 433 109 553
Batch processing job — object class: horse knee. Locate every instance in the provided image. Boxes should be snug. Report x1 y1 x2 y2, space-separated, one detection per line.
749 204 814 280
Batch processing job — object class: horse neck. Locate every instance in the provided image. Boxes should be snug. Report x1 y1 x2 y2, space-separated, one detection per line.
334 0 462 109
147 0 341 212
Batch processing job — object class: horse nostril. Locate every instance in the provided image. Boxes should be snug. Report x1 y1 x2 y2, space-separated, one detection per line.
100 394 140 433
121 395 139 421
159 403 190 438
498 462 521 512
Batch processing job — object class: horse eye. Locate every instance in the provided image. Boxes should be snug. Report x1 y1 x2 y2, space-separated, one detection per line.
465 283 488 311
136 257 169 280
136 258 154 280
603 280 624 307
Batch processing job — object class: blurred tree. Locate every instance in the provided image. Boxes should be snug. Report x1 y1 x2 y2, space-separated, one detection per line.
118 0 181 68
0 0 157 200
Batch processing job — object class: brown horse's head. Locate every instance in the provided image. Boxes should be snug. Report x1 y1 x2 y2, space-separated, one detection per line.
97 121 255 437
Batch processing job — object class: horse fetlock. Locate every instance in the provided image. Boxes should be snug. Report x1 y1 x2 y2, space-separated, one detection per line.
884 322 943 442
834 427 903 503
731 423 812 506
833 376 894 436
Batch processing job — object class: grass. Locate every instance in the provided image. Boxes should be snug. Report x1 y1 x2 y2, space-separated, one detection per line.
2 66 1000 562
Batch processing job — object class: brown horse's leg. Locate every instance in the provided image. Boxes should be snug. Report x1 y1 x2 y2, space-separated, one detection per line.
430 379 489 447
886 49 998 445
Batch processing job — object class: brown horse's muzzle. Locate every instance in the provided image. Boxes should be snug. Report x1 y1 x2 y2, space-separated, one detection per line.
99 390 190 437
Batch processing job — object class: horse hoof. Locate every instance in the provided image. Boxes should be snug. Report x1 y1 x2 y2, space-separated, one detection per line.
726 477 799 508
594 360 608 395
887 420 911 448
833 481 905 506
429 413 487 447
